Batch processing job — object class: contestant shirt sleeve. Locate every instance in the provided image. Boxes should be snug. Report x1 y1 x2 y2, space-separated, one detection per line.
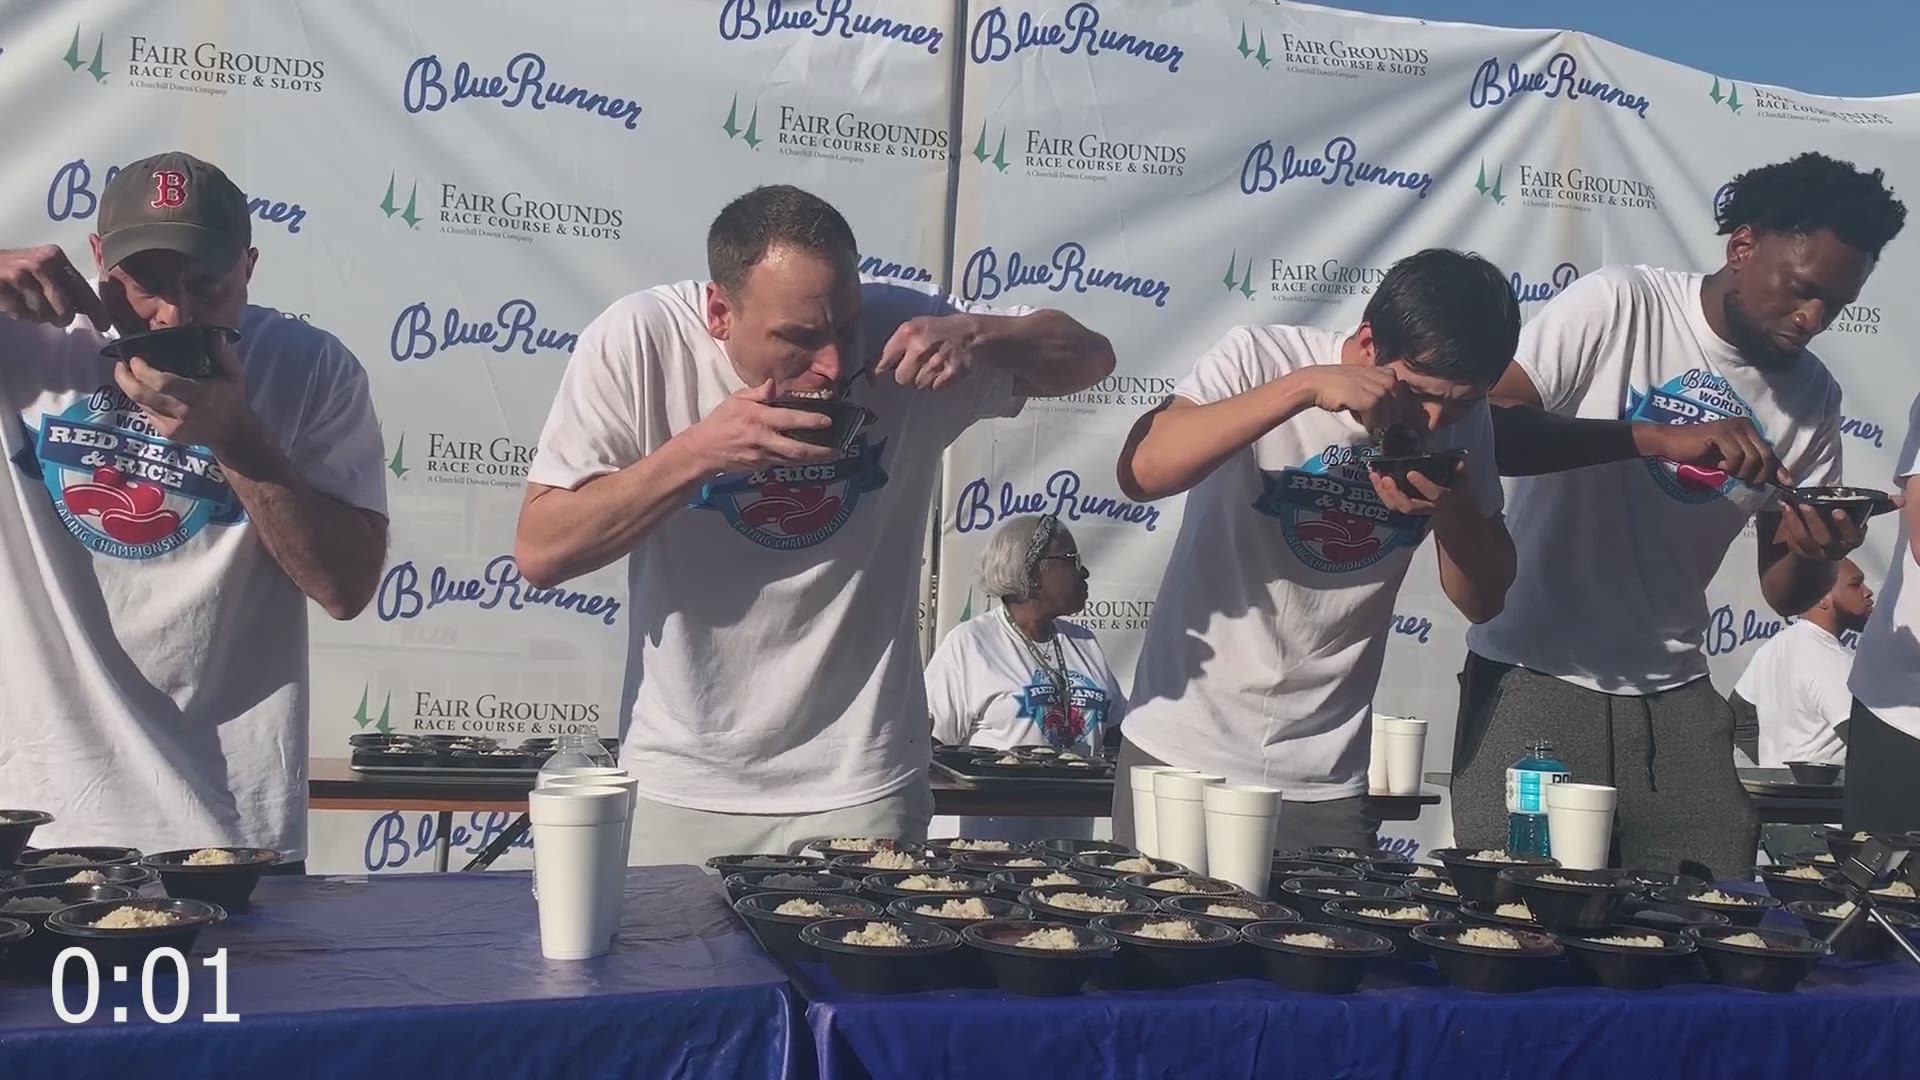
924 628 978 746
1460 400 1504 520
291 335 388 516
1170 326 1269 406
1510 270 1622 416
525 297 651 490
1799 653 1856 738
1795 376 1845 488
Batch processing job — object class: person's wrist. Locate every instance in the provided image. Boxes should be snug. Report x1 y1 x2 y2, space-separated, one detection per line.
208 409 274 475
1631 421 1672 459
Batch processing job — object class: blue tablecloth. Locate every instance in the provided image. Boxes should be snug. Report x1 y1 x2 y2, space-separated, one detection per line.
800 918 1920 1080
0 866 800 1080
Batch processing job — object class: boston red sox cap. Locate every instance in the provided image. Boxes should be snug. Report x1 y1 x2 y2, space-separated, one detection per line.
96 151 251 271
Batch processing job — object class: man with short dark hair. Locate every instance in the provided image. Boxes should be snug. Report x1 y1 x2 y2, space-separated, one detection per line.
1111 248 1522 851
0 152 389 868
515 184 1113 863
1454 152 1908 877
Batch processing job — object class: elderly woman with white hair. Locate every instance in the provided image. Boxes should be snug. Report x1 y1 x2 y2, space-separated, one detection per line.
926 513 1125 756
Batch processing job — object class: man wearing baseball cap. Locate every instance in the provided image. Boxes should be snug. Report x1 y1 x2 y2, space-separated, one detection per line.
0 151 389 870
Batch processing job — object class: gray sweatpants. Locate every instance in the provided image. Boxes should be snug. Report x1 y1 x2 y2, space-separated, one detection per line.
629 781 934 868
1450 653 1760 881
1109 738 1380 853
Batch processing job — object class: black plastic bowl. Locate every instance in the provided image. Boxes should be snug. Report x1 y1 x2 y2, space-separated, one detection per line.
1323 898 1458 960
1279 878 1409 921
1498 867 1635 932
949 851 1066 877
1072 852 1186 879
1560 928 1696 990
1652 885 1781 929
1788 899 1919 961
1617 900 1732 935
1407 879 1465 907
1269 859 1363 897
1822 875 1920 915
860 870 994 904
1812 826 1873 866
416 734 496 752
770 395 876 453
1 883 137 971
449 749 531 770
1428 849 1558 907
15 846 142 870
1160 894 1298 924
12 863 160 894
732 892 882 966
1785 760 1842 785
829 852 951 880
1458 899 1541 931
45 897 225 971
1413 922 1564 993
0 811 54 866
1020 885 1159 925
0 917 30 978
100 324 240 380
886 895 1030 929
1754 866 1839 906
723 869 862 903
1624 869 1708 896
1090 913 1239 987
1361 860 1445 887
1779 485 1897 529
1031 837 1135 858
352 747 438 768
1284 845 1408 869
1687 925 1828 991
705 852 827 877
963 919 1117 996
140 848 281 913
799 917 961 995
1243 921 1394 993
988 868 1107 901
1364 448 1468 490
1122 873 1245 900
805 838 923 862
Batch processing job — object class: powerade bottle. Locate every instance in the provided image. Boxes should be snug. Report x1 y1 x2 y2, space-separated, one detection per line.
1506 740 1570 857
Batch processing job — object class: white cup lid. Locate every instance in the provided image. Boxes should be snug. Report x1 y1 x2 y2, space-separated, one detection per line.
1546 782 1618 811
1154 771 1225 799
1378 717 1429 734
1203 782 1283 815
1128 765 1198 792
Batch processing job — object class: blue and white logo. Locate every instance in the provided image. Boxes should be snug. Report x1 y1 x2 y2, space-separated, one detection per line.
1623 370 1763 504
1253 445 1427 574
690 436 890 550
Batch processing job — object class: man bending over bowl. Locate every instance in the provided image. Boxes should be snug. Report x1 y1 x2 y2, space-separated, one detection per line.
1111 248 1521 851
514 184 1113 864
0 152 389 870
1454 152 1907 878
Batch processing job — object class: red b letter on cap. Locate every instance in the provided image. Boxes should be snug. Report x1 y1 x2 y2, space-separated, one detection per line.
150 170 188 209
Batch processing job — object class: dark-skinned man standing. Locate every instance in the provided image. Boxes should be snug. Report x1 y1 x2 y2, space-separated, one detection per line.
0 153 389 870
1454 152 1907 878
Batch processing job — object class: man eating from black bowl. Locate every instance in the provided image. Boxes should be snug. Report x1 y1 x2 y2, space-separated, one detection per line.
514 184 1113 864
0 151 390 870
1110 248 1521 851
1453 152 1907 878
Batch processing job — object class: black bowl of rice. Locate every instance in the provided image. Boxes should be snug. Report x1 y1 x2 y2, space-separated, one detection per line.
1279 878 1409 921
1361 859 1444 888
886 894 1030 929
1497 867 1636 932
1413 922 1563 992
1030 838 1135 858
948 850 1066 877
0 916 30 979
1268 859 1363 898
1458 898 1543 932
1812 826 1875 866
1616 899 1731 935
705 852 827 878
10 863 160 894
1686 925 1828 991
15 846 142 870
1753 864 1837 906
1407 878 1464 907
1323 898 1458 960
1623 869 1708 896
805 838 924 863
988 867 1108 901
1788 898 1920 961
1652 885 1781 928
1283 845 1408 869
45 897 225 972
0 882 136 972
1090 912 1239 988
1559 928 1695 990
1821 873 1920 914
732 891 881 966
1427 848 1558 907
724 869 862 903
921 838 1029 859
1243 921 1394 993
1071 852 1186 879
859 870 994 904
829 851 951 879
961 919 1118 996
1121 873 1246 900
0 811 54 866
799 917 962 994
1020 885 1159 925
141 848 282 913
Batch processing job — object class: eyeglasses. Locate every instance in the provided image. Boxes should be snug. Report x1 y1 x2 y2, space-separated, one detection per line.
1038 553 1085 572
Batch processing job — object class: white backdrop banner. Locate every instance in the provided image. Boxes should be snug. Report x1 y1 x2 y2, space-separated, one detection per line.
1 0 1913 870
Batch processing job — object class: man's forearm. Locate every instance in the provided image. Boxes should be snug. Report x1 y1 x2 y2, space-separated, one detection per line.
1490 402 1668 476
216 419 387 621
514 437 711 588
1432 505 1515 624
1118 375 1315 501
970 309 1115 396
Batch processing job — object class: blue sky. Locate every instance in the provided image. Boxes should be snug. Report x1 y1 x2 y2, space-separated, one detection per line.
1321 0 1919 98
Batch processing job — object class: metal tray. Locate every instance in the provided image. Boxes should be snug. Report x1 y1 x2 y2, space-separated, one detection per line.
1739 767 1844 800
930 759 1115 791
347 764 538 783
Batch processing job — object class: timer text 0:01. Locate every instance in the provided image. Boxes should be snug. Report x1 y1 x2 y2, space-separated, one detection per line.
52 946 240 1023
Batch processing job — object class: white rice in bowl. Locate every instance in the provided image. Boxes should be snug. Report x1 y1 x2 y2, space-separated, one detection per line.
1014 927 1084 950
64 870 109 884
1277 932 1341 949
92 907 185 930
1721 932 1772 949
842 922 913 947
1495 902 1533 920
1782 865 1826 880
1044 892 1131 914
773 898 833 918
1146 877 1203 893
1108 857 1158 874
1004 858 1049 868
35 854 94 867
863 850 923 871
1536 873 1604 887
992 755 1024 765
1457 927 1525 949
1410 866 1440 879
1875 880 1917 899
183 848 241 867
897 874 971 892
916 898 991 920
1690 889 1758 906
828 838 883 852
1134 919 1204 941
1431 881 1460 897
1466 850 1526 863
1032 872 1082 887
1356 905 1435 922
1591 934 1666 948
1203 903 1261 920
1819 901 1858 918
943 840 1011 851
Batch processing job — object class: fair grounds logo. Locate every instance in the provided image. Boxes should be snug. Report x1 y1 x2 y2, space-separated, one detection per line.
1220 251 1387 304
375 173 623 243
1706 75 1892 126
966 119 1185 181
720 90 948 163
61 24 326 94
352 685 394 734
386 432 537 487
1471 158 1658 212
1231 19 1429 79
62 25 109 83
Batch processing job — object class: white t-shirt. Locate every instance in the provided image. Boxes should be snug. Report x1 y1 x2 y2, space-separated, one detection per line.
526 277 1026 814
925 608 1126 754
0 305 387 859
1123 325 1503 799
1733 620 1853 766
1849 390 1920 740
1467 265 1843 694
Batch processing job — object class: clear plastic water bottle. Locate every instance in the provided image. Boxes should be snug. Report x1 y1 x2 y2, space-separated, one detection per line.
531 734 617 895
1506 740 1570 856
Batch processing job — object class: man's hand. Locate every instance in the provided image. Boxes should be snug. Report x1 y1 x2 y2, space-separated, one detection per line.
874 314 980 390
0 245 111 329
114 333 259 453
1301 364 1416 435
679 379 839 473
1644 417 1787 487
1371 457 1470 517
1774 501 1867 561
